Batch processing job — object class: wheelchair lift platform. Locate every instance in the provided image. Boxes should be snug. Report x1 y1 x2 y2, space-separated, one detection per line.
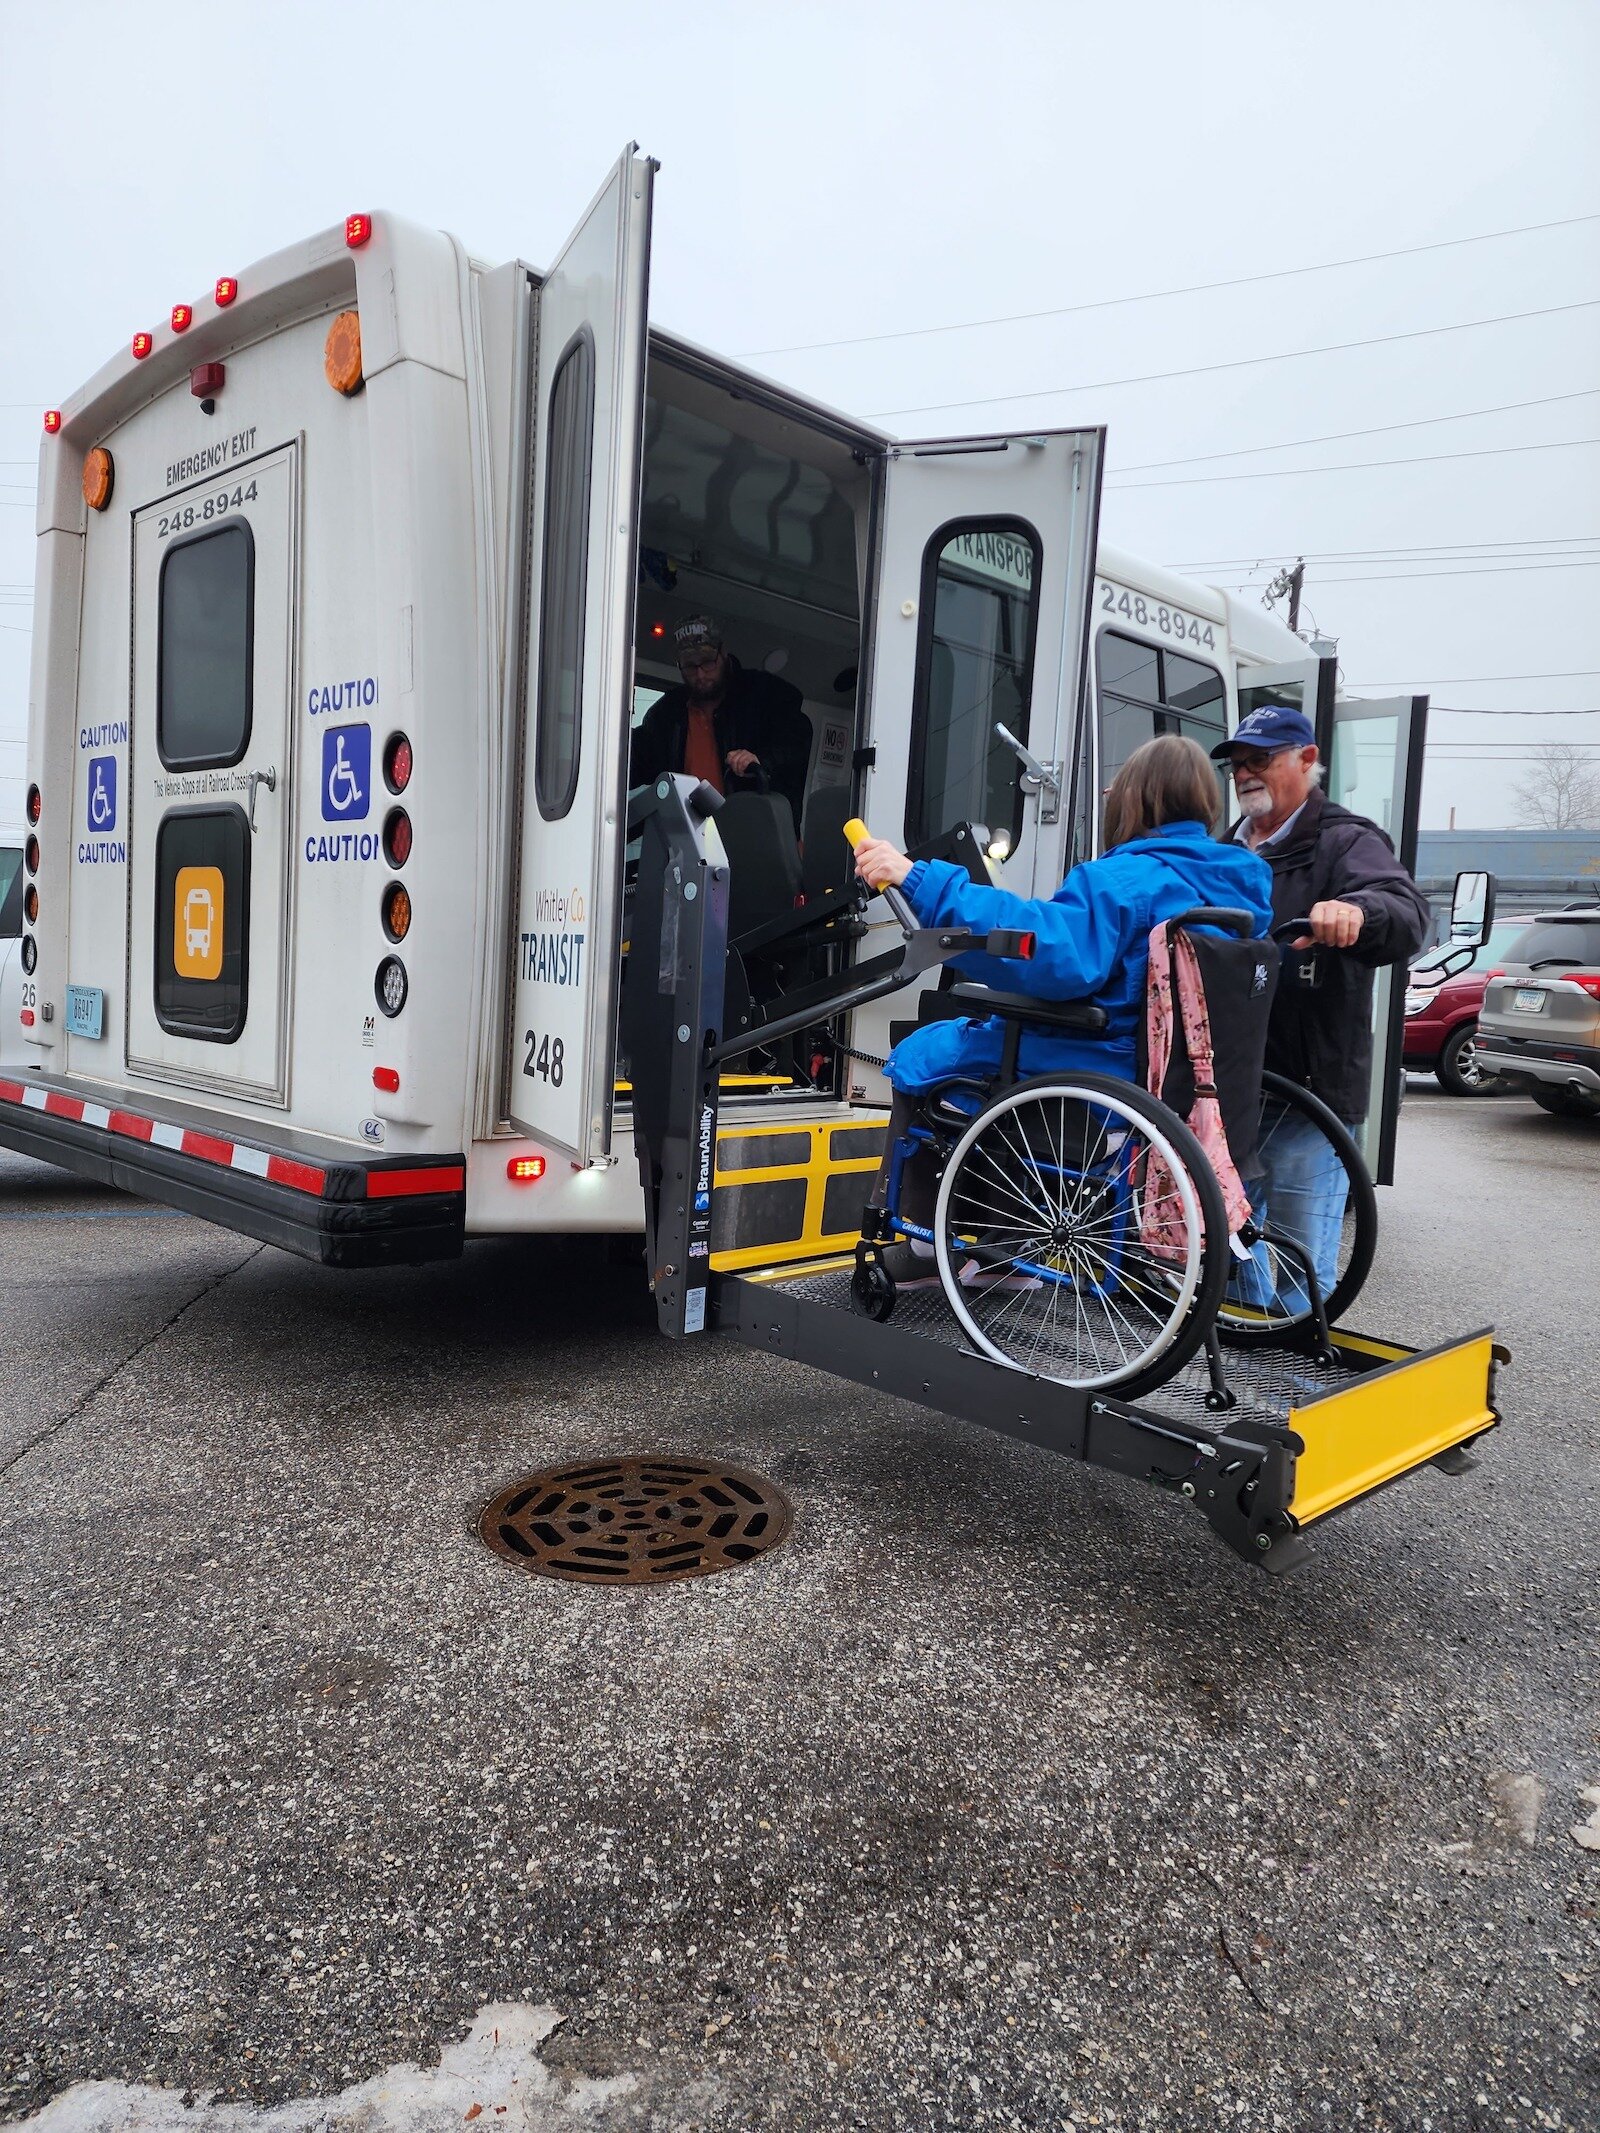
624 777 1505 1574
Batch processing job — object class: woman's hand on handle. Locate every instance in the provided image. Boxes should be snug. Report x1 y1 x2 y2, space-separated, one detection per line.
852 837 913 893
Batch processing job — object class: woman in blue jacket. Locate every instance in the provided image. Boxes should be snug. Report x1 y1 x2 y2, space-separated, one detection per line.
852 733 1274 1272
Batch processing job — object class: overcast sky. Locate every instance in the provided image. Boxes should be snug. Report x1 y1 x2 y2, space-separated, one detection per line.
2 0 1596 832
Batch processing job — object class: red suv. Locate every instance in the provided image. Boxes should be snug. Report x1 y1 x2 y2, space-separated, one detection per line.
1403 922 1530 1095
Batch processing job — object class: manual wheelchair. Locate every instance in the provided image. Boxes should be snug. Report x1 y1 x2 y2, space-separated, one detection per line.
849 911 1377 1402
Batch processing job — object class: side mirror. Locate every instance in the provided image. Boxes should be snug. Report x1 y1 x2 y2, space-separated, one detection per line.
1450 869 1495 947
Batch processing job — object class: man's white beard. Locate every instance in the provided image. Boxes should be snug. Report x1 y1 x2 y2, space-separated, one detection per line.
1236 784 1274 820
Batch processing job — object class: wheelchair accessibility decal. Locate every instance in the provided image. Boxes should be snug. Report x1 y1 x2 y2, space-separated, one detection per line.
173 865 224 981
321 724 371 824
78 754 126 865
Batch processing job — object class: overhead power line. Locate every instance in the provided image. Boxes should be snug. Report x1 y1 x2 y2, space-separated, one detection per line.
1346 671 1600 685
1108 435 1600 489
1114 389 1600 473
1211 558 1600 588
871 297 1600 420
744 211 1600 357
1169 536 1600 566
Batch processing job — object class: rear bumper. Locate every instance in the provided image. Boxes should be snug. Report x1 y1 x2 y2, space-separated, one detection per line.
0 1076 465 1267
1474 1038 1600 1095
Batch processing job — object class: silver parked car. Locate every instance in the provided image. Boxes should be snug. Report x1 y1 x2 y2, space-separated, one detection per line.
1475 905 1600 1121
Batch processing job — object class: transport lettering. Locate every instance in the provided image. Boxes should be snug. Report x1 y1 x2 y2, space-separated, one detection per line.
76 839 127 865
307 677 379 717
519 929 586 986
304 831 381 865
165 428 257 489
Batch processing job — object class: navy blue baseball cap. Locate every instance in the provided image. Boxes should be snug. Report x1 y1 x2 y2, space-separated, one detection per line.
1210 704 1317 760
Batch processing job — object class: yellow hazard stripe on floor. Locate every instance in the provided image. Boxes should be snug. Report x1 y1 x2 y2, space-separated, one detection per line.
1288 1331 1498 1526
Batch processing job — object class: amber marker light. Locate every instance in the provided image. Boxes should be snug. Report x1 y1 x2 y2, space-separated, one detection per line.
345 212 373 248
43 410 62 435
324 310 363 396
381 881 412 943
82 447 114 513
132 332 154 360
214 276 239 306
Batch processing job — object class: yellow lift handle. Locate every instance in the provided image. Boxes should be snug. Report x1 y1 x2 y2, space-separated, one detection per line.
843 819 919 935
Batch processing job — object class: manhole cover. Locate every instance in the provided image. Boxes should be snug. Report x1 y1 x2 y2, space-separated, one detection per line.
477 1457 792 1585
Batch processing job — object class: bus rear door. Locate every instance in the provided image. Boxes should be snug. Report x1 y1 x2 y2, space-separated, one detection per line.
506 147 654 1159
861 428 1104 894
126 443 298 1102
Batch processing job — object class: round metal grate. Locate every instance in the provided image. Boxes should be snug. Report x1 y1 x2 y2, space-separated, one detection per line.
477 1457 792 1585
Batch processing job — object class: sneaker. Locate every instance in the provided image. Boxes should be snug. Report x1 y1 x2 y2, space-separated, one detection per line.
874 1241 941 1288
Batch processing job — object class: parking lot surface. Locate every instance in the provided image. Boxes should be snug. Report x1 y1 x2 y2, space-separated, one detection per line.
1 1091 1596 2131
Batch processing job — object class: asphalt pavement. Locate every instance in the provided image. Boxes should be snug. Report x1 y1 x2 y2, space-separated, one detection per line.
0 1089 1596 2131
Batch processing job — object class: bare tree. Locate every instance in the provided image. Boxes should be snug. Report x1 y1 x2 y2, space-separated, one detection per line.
1511 743 1600 831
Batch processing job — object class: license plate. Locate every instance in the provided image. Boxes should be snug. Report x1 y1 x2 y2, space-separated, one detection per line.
1512 987 1546 1014
65 985 104 1039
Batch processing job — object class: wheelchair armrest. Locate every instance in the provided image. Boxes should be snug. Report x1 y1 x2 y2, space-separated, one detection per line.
944 983 1109 1034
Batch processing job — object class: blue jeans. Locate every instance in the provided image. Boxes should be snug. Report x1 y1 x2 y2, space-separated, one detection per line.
1231 1100 1350 1316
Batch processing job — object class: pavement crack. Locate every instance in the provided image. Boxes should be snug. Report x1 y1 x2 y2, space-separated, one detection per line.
0 1242 265 1486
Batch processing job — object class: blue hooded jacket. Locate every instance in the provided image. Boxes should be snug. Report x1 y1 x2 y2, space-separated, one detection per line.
885 820 1275 1092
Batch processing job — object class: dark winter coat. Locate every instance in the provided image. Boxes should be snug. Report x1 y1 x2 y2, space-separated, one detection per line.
1236 785 1429 1122
630 661 812 834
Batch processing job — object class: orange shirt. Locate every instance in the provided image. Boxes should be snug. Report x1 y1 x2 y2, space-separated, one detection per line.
683 704 723 793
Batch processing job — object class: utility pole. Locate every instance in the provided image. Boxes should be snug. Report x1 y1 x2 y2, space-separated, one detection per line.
1262 556 1306 633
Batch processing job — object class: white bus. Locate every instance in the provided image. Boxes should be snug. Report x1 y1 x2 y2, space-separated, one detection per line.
3 147 1424 1266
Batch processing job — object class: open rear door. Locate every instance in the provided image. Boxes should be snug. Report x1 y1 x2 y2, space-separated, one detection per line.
1327 690 1428 1184
861 429 1104 897
507 147 654 1155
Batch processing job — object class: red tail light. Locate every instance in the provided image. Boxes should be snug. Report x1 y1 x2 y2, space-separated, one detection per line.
43 409 62 434
383 808 412 868
1569 972 1600 999
345 212 374 249
171 304 193 333
372 1066 401 1094
132 332 154 359
1484 969 1504 981
507 1155 546 1183
214 276 239 307
26 785 41 826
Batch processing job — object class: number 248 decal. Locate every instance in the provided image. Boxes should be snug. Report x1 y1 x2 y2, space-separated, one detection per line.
522 1029 565 1087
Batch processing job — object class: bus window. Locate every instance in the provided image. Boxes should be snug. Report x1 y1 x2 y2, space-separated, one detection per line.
906 519 1041 850
535 331 597 822
1097 627 1226 789
158 522 254 771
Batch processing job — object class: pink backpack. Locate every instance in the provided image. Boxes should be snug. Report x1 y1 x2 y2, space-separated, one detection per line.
1141 921 1253 1259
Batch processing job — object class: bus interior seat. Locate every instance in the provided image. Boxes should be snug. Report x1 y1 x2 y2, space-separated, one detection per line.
800 784 855 906
717 792 803 943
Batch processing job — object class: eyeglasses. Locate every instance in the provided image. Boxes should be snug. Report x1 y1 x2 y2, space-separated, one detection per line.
1224 747 1293 775
677 650 721 673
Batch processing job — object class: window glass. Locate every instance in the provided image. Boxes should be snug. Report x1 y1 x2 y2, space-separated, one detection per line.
154 806 250 1041
535 333 596 821
1504 918 1600 969
907 519 1041 850
1237 676 1305 725
0 847 21 939
1097 628 1227 791
158 523 254 770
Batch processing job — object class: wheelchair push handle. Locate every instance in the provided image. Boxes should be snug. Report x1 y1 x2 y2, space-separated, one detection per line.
1170 906 1258 938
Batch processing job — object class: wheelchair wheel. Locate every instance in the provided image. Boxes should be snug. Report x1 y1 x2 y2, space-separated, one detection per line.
1214 1071 1378 1346
931 1072 1230 1397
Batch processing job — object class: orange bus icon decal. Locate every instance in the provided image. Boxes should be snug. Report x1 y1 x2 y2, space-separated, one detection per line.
174 867 224 980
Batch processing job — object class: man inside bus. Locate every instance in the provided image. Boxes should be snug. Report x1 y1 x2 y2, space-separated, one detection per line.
631 616 812 835
1212 703 1428 1309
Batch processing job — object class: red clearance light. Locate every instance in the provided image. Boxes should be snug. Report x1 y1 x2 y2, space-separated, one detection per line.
507 1155 547 1183
345 212 374 249
19 1010 34 1028
43 409 62 434
171 304 193 333
215 276 238 307
132 332 154 360
191 362 226 401
372 1066 401 1094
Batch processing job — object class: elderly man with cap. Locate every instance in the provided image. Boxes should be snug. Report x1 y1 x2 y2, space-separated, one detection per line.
1212 702 1429 1310
631 616 812 834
